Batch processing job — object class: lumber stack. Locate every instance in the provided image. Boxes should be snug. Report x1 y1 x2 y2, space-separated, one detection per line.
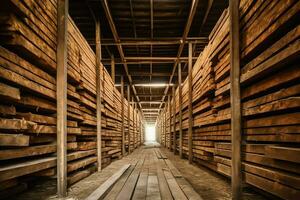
0 0 59 197
0 0 142 197
163 0 300 199
66 17 98 185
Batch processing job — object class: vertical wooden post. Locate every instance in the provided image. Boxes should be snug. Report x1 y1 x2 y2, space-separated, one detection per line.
230 0 242 199
134 102 136 148
121 76 125 155
96 17 102 171
164 108 167 147
168 95 171 149
140 117 143 144
57 0 68 197
111 54 115 84
178 62 183 158
172 86 176 154
127 86 131 153
188 42 193 163
136 109 139 146
132 98 135 149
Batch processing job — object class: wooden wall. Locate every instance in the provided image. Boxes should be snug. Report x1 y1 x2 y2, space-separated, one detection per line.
0 0 143 198
159 1 300 199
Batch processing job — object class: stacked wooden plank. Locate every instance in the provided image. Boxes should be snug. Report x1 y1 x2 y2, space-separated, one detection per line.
0 0 59 197
164 0 300 199
65 17 98 185
0 0 142 197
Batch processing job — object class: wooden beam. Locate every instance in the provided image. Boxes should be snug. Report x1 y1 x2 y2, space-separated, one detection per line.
188 42 193 164
0 134 29 147
181 0 214 72
101 0 141 109
124 57 197 61
168 95 171 150
137 94 164 98
121 76 125 155
178 62 183 158
159 0 199 110
96 17 102 172
88 37 208 46
56 0 68 197
102 60 191 65
85 164 131 200
111 55 115 84
172 86 176 154
116 72 188 77
164 108 167 147
230 0 242 199
136 107 138 146
132 98 135 149
127 86 131 154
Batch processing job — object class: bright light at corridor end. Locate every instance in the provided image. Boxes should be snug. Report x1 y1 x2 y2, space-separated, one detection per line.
145 124 156 142
134 83 174 87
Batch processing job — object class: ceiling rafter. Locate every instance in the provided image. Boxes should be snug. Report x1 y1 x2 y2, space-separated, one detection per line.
101 0 142 109
158 0 200 114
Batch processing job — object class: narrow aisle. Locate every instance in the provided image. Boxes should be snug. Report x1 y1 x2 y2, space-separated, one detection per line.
101 145 202 200
16 144 203 200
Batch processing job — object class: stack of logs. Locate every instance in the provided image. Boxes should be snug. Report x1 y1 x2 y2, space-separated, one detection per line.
0 0 143 198
160 0 300 199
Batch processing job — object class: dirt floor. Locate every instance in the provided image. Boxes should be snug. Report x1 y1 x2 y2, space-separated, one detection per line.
14 143 269 200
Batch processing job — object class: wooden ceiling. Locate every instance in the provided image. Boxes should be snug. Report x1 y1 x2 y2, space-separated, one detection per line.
69 0 228 123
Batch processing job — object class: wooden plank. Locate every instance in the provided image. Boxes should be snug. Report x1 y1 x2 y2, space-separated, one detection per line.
104 164 136 200
67 150 97 162
165 159 182 178
68 165 97 185
0 82 20 100
84 164 130 200
244 171 300 200
132 168 148 200
0 157 56 181
176 178 203 200
0 133 29 146
67 156 97 173
116 160 143 200
146 175 161 200
163 170 188 200
156 160 173 200
0 144 56 160
0 118 35 130
0 105 16 116
265 146 300 164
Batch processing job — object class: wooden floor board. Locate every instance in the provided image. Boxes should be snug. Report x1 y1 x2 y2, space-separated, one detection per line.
132 168 148 200
85 145 202 200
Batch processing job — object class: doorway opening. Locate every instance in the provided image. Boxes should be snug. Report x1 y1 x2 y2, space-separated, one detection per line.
145 125 156 142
